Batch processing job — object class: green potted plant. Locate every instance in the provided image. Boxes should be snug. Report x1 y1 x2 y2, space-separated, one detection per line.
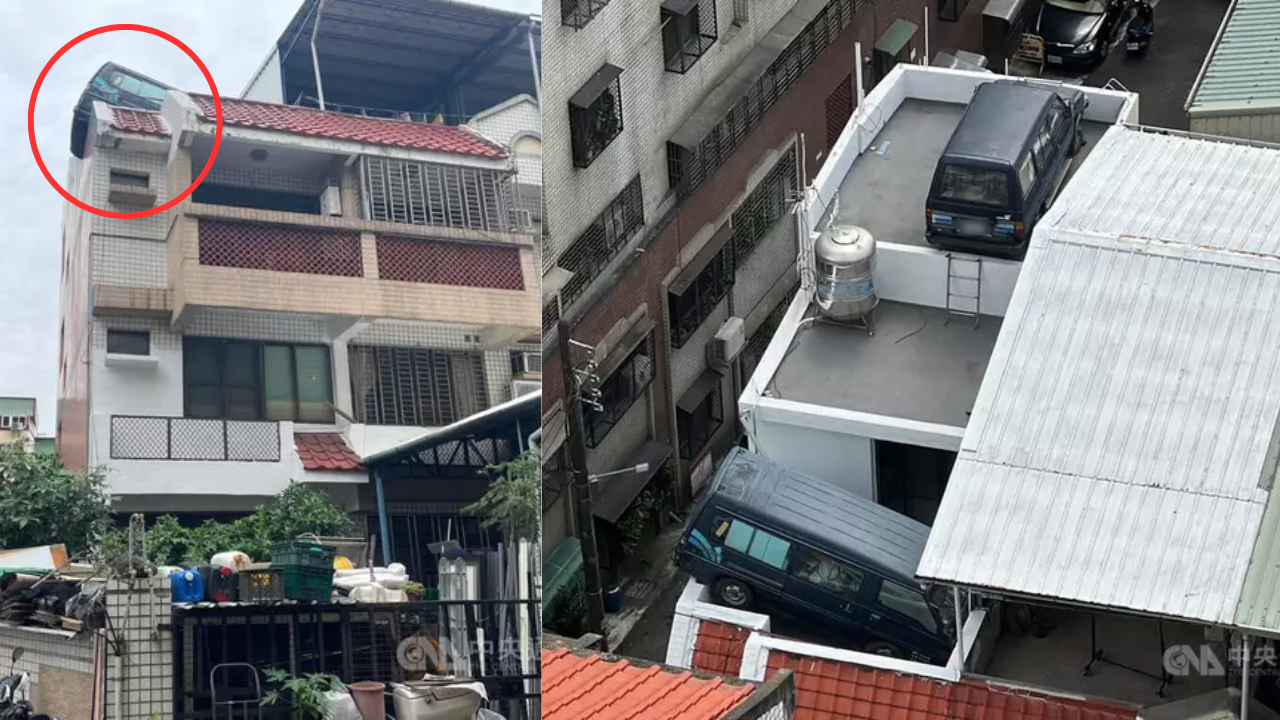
261 669 346 720
404 580 425 603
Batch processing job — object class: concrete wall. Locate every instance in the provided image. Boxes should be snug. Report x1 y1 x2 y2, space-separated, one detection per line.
1190 112 1280 143
0 625 99 720
747 417 875 499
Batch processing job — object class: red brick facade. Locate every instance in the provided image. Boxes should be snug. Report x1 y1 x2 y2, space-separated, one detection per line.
546 1 985 489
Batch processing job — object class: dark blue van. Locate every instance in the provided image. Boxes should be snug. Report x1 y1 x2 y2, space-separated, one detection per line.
674 448 957 664
925 79 1087 259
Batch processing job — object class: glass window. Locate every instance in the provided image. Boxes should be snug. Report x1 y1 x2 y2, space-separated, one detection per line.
184 339 332 422
1017 156 1037 195
109 171 149 188
877 580 938 633
725 519 755 553
937 165 1010 207
106 330 150 356
263 346 296 421
793 547 864 597
748 530 791 569
295 347 334 422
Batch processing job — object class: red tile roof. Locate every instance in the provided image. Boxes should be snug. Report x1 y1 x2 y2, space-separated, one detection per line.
543 647 755 720
691 621 751 677
766 651 1139 720
190 95 506 158
111 108 170 137
294 433 362 471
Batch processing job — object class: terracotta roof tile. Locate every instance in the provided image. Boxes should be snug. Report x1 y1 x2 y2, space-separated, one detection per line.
691 621 751 677
294 433 362 471
110 108 170 137
766 651 1139 720
190 95 506 158
543 647 754 720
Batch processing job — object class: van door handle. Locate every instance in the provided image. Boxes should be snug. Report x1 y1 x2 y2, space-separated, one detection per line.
870 612 882 621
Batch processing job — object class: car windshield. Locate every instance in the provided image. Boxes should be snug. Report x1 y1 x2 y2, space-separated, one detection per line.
1045 0 1106 14
937 165 1011 208
927 585 959 641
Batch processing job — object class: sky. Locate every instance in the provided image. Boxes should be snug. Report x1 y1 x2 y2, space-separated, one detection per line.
0 0 538 434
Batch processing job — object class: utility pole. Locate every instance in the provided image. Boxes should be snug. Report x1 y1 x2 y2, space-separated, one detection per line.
556 319 607 645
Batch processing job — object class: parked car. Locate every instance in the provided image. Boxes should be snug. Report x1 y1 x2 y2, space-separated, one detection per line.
925 79 1087 259
1037 0 1129 69
673 447 958 664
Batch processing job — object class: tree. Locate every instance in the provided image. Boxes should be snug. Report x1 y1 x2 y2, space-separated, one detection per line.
464 447 540 542
0 444 112 554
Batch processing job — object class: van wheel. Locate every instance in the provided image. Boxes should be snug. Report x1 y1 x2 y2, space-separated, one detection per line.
863 640 903 658
713 578 753 609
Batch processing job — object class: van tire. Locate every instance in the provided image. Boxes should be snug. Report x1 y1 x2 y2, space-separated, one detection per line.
713 578 754 609
863 640 903 658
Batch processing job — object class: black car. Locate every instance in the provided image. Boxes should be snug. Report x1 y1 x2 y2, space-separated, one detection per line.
1038 0 1128 69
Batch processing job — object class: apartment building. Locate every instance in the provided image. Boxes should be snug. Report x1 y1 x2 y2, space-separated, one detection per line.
540 0 989 552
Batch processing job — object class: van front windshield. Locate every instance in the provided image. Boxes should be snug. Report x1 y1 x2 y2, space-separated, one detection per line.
937 165 1011 208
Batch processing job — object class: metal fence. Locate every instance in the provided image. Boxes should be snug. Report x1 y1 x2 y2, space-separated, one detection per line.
110 416 281 461
172 600 541 720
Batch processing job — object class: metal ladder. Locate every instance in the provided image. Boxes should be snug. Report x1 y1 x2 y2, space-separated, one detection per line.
945 253 982 328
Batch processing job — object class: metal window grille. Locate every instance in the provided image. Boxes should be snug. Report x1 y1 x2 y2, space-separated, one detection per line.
662 0 718 74
561 0 611 29
109 416 281 461
732 148 798 265
375 235 525 290
733 0 749 26
359 156 517 233
569 69 624 169
741 281 799 379
669 244 734 349
825 74 855 151
198 219 363 277
584 334 655 448
349 345 489 427
678 379 723 459
669 0 864 196
542 448 567 512
557 177 644 308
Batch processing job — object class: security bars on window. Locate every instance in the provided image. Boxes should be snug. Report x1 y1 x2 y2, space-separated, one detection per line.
732 148 798 266
109 416 281 461
584 334 655 448
662 0 718 74
348 345 489 427
678 379 723 459
667 0 865 196
561 0 611 29
669 244 734 349
569 71 624 169
359 156 519 233
556 176 644 308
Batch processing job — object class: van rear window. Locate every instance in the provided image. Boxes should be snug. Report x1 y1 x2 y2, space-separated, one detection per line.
937 165 1011 207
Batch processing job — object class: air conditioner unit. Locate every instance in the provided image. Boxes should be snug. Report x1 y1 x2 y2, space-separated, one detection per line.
514 352 542 376
321 179 343 217
708 316 745 368
511 379 541 398
510 208 533 229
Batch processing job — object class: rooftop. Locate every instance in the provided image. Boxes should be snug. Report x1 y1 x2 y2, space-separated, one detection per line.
542 644 758 719
110 108 169 137
294 433 361 471
1187 0 1280 115
917 125 1280 631
770 302 1001 427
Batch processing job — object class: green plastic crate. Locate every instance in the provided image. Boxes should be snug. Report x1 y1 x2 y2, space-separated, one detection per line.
271 540 337 570
282 565 334 602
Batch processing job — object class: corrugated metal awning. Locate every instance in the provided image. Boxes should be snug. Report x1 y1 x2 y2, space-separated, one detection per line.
678 370 723 414
569 64 623 110
592 441 672 524
595 316 656 382
671 223 734 296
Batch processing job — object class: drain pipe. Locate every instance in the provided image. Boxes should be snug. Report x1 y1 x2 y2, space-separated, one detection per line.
311 0 327 110
373 467 392 564
526 20 542 108
1242 633 1252 720
529 427 542 450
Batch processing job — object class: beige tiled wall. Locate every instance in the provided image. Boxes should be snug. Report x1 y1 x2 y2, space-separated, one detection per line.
105 577 174 720
0 625 97 720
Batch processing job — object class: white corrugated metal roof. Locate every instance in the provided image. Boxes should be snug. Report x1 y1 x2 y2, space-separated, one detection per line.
918 126 1280 628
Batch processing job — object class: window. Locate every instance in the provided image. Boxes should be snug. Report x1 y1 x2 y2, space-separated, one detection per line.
877 580 938 633
510 351 542 375
678 375 723 459
723 519 791 569
348 346 489 427
109 170 149 188
939 0 969 21
183 338 334 423
733 149 798 264
1031 132 1052 175
562 0 611 30
662 0 717 74
569 64 624 169
512 136 542 155
0 417 9 429
793 547 864 597
937 165 1011 207
360 157 514 232
1017 156 1037 195
669 244 733 348
107 330 150 356
583 334 655 448
558 177 645 307
733 0 748 26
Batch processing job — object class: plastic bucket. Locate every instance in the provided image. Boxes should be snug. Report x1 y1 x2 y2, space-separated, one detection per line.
604 586 623 613
347 681 385 720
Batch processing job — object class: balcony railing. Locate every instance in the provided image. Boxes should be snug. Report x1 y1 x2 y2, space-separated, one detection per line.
110 416 281 462
198 219 364 277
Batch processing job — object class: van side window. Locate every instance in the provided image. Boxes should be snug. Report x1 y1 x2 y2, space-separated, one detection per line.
1031 132 1052 175
1018 155 1037 195
724 519 791 570
877 580 938 633
708 514 733 541
792 547 864 597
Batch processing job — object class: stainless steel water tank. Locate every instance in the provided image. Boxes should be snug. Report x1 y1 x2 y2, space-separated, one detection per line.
814 225 878 322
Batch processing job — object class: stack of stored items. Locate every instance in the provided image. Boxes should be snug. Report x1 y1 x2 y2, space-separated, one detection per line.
270 540 337 602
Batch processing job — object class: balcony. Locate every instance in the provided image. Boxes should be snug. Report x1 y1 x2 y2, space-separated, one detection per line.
168 207 540 346
97 415 297 498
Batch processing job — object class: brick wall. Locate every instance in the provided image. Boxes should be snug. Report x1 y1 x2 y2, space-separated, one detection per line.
546 1 985 490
